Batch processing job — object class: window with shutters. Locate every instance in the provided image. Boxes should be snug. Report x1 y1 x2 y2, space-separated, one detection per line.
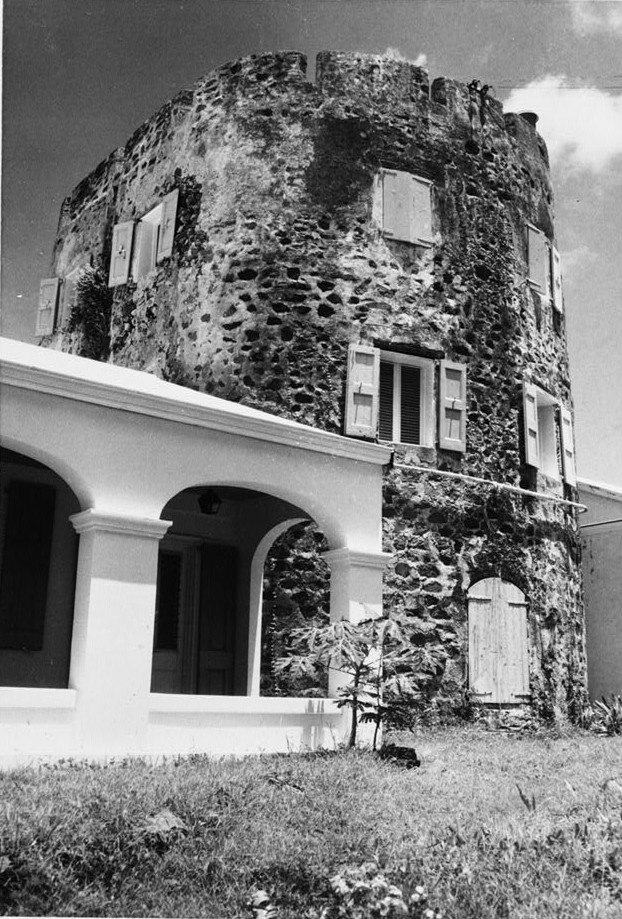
345 344 467 451
468 578 529 705
527 224 563 313
522 382 576 486
35 278 60 337
373 169 433 246
109 188 179 287
378 352 434 446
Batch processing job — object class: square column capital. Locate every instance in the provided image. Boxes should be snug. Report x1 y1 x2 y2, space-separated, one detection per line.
323 548 393 571
70 509 171 540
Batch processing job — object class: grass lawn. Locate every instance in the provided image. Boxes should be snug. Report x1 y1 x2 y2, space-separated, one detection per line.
2 726 622 918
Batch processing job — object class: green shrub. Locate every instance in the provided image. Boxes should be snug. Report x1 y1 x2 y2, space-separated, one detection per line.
66 264 113 360
592 695 622 735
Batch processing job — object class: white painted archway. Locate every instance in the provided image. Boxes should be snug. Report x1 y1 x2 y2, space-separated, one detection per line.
0 338 391 764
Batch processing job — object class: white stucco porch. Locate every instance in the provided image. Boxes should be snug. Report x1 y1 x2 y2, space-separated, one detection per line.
0 337 391 766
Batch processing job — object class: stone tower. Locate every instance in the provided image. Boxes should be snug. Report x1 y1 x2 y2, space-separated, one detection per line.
40 51 587 720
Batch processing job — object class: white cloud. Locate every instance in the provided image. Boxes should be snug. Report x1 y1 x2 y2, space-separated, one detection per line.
569 0 622 34
382 48 427 68
559 244 598 274
505 75 622 173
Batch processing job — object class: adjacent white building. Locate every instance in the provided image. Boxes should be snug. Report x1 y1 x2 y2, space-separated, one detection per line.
579 478 622 701
0 337 391 766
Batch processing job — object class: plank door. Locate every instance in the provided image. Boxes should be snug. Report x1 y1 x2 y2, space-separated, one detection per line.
196 544 238 695
468 578 528 704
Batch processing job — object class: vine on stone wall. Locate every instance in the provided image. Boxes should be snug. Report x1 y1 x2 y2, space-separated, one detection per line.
66 265 113 361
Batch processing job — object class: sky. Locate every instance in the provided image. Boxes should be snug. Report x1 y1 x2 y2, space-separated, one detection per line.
2 0 621 487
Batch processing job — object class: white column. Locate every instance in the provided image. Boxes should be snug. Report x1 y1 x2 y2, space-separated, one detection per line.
69 510 171 756
323 548 392 697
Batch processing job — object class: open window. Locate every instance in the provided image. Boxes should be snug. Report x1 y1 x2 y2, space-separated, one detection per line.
522 382 576 485
108 189 179 287
344 344 467 452
378 351 434 446
373 169 433 246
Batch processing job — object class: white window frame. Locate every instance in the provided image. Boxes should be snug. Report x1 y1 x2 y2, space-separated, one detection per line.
378 351 434 446
535 388 559 479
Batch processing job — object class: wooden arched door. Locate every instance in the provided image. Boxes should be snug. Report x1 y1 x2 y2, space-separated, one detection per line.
468 578 529 704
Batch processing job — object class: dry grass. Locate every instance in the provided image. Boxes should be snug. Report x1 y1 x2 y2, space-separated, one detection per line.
2 726 622 917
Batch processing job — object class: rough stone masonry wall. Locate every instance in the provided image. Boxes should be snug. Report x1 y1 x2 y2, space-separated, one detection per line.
48 50 587 719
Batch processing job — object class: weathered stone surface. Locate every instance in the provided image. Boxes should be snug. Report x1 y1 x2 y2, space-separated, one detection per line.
47 50 587 720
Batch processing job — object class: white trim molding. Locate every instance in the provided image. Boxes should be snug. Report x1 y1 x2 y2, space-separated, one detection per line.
0 337 391 467
323 548 393 570
70 509 172 539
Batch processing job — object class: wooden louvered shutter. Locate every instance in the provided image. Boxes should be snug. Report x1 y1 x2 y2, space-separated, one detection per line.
0 482 56 651
551 246 563 312
412 176 433 245
36 278 60 337
378 361 395 441
382 169 412 242
108 221 134 286
504 590 530 702
522 382 540 468
528 225 548 291
439 361 467 452
560 407 577 486
156 188 179 262
400 364 421 444
344 344 380 438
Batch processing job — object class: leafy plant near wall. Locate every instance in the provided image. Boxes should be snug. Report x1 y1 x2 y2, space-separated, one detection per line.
66 264 113 361
592 695 622 735
261 522 330 697
275 612 446 749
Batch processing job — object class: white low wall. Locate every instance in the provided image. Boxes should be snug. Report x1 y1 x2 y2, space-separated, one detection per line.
0 692 349 768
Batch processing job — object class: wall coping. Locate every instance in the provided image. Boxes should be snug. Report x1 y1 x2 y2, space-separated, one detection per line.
0 337 392 467
0 688 78 709
578 477 622 504
149 694 342 716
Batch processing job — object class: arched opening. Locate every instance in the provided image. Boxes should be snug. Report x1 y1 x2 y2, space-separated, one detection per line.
467 577 529 705
153 485 319 696
0 448 80 687
261 521 331 697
